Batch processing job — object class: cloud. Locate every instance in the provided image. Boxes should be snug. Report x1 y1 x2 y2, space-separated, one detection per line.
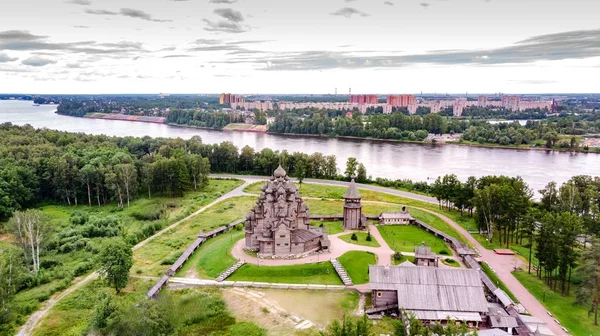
214 8 244 22
0 30 146 57
384 1 394 5
22 56 57 67
162 54 193 58
420 3 430 8
65 0 91 5
85 9 118 15
85 8 170 22
507 80 558 85
330 7 369 18
0 53 18 63
120 8 171 22
209 0 238 3
73 25 89 28
345 0 357 2
213 28 600 70
203 19 247 33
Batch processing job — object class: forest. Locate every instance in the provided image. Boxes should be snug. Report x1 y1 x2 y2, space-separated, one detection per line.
429 172 600 322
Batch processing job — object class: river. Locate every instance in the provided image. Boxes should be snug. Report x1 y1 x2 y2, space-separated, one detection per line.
1 100 598 195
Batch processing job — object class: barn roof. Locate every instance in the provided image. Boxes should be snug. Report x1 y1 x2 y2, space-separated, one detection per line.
414 242 437 259
369 265 488 313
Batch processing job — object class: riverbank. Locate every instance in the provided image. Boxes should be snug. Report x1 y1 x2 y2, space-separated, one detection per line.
83 113 165 124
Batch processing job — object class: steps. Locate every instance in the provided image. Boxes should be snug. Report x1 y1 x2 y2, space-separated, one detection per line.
331 259 353 286
216 260 246 282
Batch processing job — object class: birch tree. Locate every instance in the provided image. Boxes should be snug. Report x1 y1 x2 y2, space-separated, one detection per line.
9 210 48 274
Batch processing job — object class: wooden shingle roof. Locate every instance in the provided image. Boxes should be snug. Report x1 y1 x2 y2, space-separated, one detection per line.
343 178 362 199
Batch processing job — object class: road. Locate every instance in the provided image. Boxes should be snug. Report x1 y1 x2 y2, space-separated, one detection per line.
16 180 251 336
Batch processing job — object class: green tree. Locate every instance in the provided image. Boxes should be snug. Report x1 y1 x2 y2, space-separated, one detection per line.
356 163 367 183
320 315 372 336
9 209 48 274
576 239 600 326
97 238 133 294
0 246 25 324
345 157 358 180
295 159 307 188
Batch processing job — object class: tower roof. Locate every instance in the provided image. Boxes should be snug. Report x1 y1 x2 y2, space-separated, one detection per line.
273 165 287 178
343 178 362 199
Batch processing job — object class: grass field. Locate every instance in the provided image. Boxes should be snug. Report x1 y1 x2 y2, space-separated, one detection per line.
228 262 342 285
338 251 377 284
311 220 344 235
480 262 519 303
513 271 600 336
32 278 154 336
377 225 450 254
244 181 476 233
392 254 415 265
177 230 244 279
338 232 380 247
132 196 257 276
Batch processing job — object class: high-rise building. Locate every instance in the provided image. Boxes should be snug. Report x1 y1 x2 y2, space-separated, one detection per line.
349 94 378 104
386 94 415 107
478 95 488 107
219 93 245 105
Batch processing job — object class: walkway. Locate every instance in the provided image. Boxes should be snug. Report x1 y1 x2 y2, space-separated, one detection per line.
17 180 252 336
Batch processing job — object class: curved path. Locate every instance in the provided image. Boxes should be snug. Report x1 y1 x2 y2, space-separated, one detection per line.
17 180 251 336
213 174 566 336
21 175 565 336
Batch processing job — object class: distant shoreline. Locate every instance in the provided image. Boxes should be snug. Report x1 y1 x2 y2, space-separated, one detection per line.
58 113 599 154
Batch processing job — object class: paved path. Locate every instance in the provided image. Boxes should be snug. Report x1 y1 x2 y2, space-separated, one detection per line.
231 224 394 266
214 174 566 336
17 179 251 336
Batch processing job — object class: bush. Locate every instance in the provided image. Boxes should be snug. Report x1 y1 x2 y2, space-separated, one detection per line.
130 205 166 221
351 233 357 241
439 249 450 255
69 211 89 226
73 261 93 277
393 251 403 261
366 232 372 241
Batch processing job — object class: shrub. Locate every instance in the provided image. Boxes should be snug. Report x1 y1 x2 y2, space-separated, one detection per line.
73 261 93 277
393 251 403 261
366 232 372 241
131 205 166 221
351 233 358 241
439 249 450 255
69 211 89 226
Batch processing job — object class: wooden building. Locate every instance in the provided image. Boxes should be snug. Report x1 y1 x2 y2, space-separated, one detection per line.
369 265 488 327
379 206 415 225
245 166 329 257
343 178 366 230
414 242 439 267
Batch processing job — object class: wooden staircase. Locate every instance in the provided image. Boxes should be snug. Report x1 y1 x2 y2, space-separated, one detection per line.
331 259 353 286
216 261 246 282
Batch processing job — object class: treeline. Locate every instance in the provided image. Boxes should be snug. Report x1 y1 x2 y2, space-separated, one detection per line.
55 95 224 118
0 123 365 220
165 109 244 129
461 106 549 119
432 172 600 301
269 110 467 141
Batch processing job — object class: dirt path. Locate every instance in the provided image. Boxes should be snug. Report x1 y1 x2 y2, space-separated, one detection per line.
17 179 250 336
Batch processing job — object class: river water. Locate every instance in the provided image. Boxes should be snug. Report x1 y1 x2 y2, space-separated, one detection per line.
1 100 598 195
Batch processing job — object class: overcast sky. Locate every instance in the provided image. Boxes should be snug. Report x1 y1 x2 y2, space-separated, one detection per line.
0 0 599 94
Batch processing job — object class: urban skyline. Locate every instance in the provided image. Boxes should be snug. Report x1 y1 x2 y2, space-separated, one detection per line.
0 0 599 94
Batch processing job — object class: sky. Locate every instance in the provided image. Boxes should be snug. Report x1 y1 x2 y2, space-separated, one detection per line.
0 0 599 94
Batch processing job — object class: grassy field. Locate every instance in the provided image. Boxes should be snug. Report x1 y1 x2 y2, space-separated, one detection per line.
338 232 381 247
32 278 155 336
245 181 476 233
392 254 415 265
377 225 450 254
228 262 343 285
513 271 600 336
311 220 344 235
177 230 244 279
2 179 243 336
338 251 377 284
480 262 519 303
132 196 257 276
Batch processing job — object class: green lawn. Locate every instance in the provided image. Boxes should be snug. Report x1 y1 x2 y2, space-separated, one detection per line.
338 251 377 284
176 230 244 279
441 258 460 268
392 254 415 265
339 232 381 247
513 271 600 336
377 225 450 255
228 262 342 285
473 232 537 265
311 220 344 235
480 262 519 303
132 196 257 276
